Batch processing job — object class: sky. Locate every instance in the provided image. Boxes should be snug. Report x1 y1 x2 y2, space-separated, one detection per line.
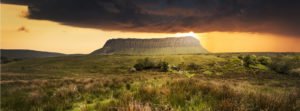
1 1 300 54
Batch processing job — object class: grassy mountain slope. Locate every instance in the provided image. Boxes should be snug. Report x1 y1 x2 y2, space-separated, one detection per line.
1 54 222 74
1 53 300 111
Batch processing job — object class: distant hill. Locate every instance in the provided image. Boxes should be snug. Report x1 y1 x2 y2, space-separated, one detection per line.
1 49 65 59
91 37 208 55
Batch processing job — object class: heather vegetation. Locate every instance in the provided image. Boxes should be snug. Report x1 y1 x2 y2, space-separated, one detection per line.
1 53 300 111
132 54 299 76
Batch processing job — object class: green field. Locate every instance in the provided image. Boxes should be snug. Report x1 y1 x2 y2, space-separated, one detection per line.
1 54 300 111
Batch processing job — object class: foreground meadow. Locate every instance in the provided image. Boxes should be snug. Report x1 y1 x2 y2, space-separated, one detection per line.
1 54 300 111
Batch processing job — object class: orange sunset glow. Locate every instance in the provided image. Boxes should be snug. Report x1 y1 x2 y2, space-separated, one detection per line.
1 1 300 111
1 3 300 54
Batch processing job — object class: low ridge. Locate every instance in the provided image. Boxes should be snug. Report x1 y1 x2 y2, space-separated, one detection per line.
0 49 65 59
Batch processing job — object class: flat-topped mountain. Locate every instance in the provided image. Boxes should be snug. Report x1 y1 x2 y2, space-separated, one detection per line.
91 37 208 55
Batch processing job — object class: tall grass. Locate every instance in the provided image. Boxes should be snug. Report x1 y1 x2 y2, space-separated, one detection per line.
1 73 299 111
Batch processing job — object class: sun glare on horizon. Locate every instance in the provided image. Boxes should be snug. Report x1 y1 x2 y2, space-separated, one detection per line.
175 32 199 39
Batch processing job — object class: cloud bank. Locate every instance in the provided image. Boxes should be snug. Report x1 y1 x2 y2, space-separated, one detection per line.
3 0 300 36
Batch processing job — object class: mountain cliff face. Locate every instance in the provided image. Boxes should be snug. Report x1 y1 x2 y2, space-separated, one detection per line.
91 37 208 55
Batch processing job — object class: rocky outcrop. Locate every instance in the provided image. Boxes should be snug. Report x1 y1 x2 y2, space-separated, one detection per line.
91 37 208 55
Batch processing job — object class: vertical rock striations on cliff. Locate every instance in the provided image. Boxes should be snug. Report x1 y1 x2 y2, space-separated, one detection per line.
91 37 208 55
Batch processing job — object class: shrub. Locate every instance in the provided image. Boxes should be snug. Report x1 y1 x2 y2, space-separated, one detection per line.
222 57 246 73
133 58 169 72
177 62 187 71
229 57 244 66
157 61 169 72
242 55 271 72
141 58 155 69
133 58 155 71
243 55 258 67
187 63 200 71
271 60 291 74
202 57 246 75
270 56 300 74
249 64 268 70
134 63 144 71
258 56 272 65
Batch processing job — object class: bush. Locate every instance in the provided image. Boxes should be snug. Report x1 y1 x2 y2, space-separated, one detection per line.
242 55 271 72
258 56 272 65
133 58 169 72
222 57 246 74
243 55 258 67
229 57 244 66
134 63 144 71
249 64 268 70
134 58 155 71
270 56 300 74
142 58 156 69
271 59 294 74
271 60 292 74
187 63 200 71
177 62 187 71
157 61 169 72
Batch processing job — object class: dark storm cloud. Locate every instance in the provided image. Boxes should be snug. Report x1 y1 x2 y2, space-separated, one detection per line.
1 0 27 5
15 0 300 35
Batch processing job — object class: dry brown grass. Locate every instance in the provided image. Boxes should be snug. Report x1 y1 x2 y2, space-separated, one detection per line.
1 72 299 111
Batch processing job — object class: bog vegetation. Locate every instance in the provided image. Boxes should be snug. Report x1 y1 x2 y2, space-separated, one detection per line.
1 53 300 111
133 54 299 76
